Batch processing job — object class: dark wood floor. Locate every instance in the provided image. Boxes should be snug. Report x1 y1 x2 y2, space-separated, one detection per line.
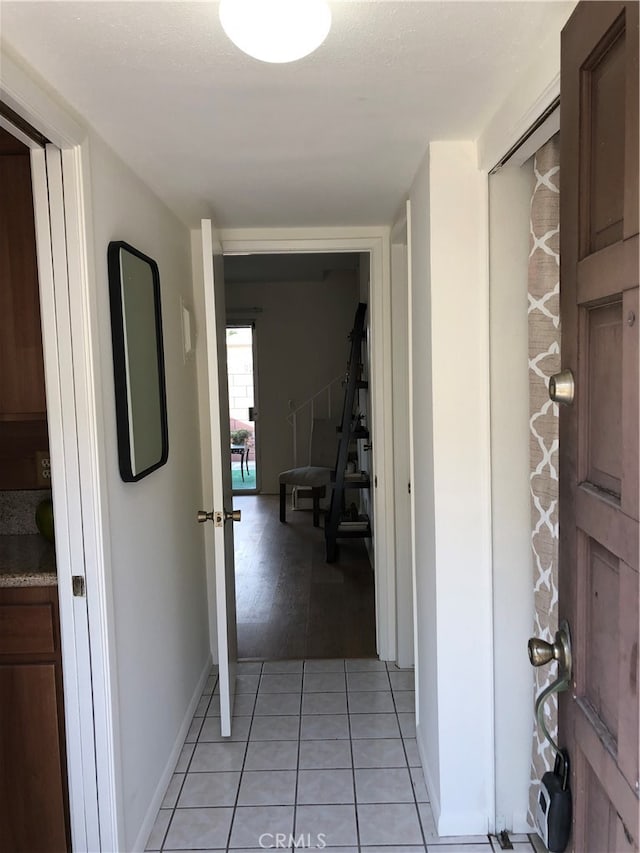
233 495 377 660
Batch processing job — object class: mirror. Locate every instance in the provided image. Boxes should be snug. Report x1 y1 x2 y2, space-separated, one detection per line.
108 241 168 481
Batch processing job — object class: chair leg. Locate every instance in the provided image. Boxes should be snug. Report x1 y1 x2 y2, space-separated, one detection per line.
312 486 325 527
312 489 320 527
280 484 286 523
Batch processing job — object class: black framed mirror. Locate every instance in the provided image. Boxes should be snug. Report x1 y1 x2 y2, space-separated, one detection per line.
108 241 168 482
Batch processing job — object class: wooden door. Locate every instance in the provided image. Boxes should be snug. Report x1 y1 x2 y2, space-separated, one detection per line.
559 3 639 851
0 587 70 852
200 218 238 736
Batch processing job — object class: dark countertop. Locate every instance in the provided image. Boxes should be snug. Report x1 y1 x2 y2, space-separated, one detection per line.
0 534 57 587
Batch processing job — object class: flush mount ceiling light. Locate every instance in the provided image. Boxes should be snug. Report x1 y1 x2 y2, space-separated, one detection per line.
219 0 332 63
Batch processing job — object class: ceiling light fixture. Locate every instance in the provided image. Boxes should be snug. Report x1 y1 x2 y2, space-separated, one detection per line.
218 0 332 64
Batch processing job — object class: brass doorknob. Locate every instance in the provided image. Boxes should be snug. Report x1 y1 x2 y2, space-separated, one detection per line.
197 508 241 525
528 620 572 680
548 369 575 405
528 637 556 667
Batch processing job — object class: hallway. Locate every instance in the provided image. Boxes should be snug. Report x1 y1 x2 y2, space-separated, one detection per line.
234 496 376 660
145 659 539 852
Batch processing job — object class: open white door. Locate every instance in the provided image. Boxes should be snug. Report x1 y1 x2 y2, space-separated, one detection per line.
199 218 238 736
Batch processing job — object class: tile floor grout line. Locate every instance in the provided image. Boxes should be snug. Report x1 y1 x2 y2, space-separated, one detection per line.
292 662 305 851
225 661 262 851
388 661 428 852
345 675 362 853
159 670 221 852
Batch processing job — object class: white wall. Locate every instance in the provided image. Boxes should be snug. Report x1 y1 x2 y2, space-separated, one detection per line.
409 142 494 835
408 147 440 808
489 161 536 833
225 272 359 493
88 134 211 849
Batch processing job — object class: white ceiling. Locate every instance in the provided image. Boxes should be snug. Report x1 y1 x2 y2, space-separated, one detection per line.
1 1 574 229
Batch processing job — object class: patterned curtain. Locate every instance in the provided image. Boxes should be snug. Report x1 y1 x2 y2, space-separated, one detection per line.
527 134 561 824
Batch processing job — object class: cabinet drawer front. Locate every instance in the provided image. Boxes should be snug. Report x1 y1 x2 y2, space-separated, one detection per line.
0 603 56 655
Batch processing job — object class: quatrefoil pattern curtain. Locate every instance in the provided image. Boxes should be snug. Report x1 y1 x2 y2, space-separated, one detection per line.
527 134 561 824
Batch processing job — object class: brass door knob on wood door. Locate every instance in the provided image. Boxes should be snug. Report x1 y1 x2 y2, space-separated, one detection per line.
528 621 572 680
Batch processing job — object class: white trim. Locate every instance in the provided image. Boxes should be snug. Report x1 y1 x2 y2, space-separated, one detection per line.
390 209 413 669
495 106 560 171
60 141 121 850
3 53 117 850
406 198 420 717
0 50 85 147
133 655 212 853
478 171 496 836
30 147 92 851
220 227 396 661
478 72 560 172
0 115 42 149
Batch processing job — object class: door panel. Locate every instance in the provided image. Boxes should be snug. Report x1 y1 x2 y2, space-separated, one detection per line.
583 21 625 254
585 300 622 495
622 287 639 517
560 2 639 850
583 538 619 735
201 219 237 736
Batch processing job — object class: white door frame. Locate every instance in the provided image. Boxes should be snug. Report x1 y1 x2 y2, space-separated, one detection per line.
390 205 414 670
220 227 396 660
1 54 119 849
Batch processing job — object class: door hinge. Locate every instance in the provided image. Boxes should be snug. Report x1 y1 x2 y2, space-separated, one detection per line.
72 576 86 597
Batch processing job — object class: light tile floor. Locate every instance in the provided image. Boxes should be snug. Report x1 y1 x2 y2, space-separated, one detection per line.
146 660 540 852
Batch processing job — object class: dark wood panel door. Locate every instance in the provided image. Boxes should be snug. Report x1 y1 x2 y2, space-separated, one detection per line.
560 3 639 851
0 586 70 852
0 663 69 852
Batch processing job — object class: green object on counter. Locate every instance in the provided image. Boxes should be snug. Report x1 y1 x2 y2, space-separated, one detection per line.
36 498 55 543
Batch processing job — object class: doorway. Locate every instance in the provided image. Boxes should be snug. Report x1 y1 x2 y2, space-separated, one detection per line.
222 250 381 660
226 324 258 493
217 230 398 662
0 105 106 849
0 124 71 850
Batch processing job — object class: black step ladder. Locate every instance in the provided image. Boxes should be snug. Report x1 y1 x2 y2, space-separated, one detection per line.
325 302 371 563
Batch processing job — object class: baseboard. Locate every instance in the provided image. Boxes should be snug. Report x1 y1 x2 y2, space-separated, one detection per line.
437 808 489 837
416 725 488 837
416 725 442 827
133 654 213 852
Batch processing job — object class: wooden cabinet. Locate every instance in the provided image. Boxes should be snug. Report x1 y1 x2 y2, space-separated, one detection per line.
0 127 49 489
0 585 70 852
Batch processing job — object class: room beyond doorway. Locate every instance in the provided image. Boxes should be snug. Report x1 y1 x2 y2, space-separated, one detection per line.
226 324 258 492
234 495 376 660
